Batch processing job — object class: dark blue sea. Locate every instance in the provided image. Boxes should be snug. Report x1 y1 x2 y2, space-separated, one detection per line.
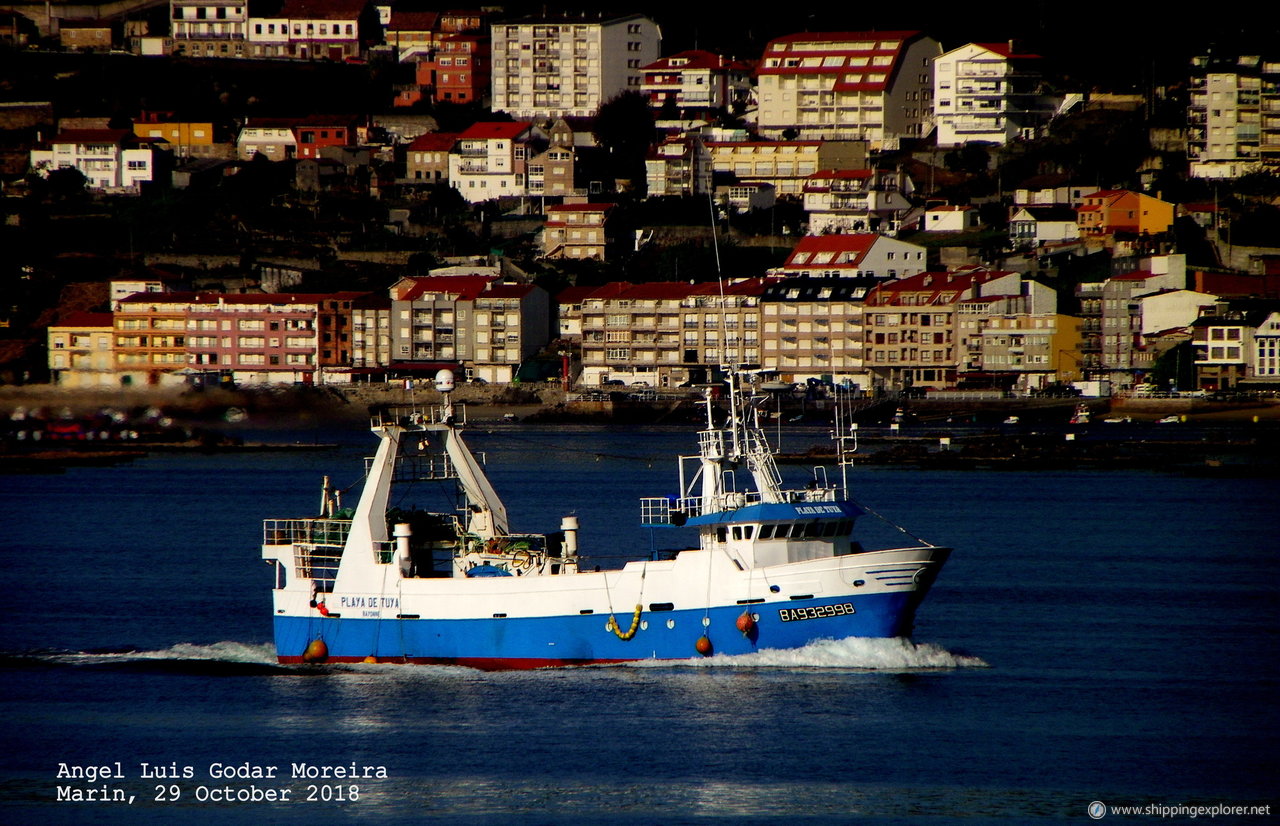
1 421 1277 824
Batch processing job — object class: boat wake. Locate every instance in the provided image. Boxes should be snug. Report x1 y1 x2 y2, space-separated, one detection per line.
0 641 297 676
625 636 988 671
3 638 986 675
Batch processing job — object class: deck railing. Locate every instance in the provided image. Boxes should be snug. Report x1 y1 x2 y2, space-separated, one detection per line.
263 518 351 547
641 486 840 525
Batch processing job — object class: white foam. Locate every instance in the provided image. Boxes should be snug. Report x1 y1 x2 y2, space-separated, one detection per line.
625 637 988 671
59 641 278 664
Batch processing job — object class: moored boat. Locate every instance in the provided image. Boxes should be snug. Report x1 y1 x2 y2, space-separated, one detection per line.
262 370 950 669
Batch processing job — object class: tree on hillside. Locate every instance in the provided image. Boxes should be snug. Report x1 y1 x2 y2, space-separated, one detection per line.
31 166 90 202
592 90 656 194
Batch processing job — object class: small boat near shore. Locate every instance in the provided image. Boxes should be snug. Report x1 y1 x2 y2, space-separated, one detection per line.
262 370 951 669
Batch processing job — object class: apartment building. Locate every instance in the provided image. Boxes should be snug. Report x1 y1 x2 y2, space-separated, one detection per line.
1096 257 1188 384
113 292 362 385
1187 52 1280 178
705 138 866 196
966 312 1083 392
933 42 1059 147
113 295 196 386
418 34 490 105
1192 307 1258 390
390 275 492 366
542 203 613 260
527 136 578 197
646 134 712 197
803 168 913 234
490 14 661 120
470 283 550 383
864 268 1023 390
274 0 370 61
1246 308 1280 387
171 0 249 57
759 277 880 387
388 275 549 382
47 313 116 388
579 280 768 387
640 49 751 117
755 31 940 148
351 293 392 369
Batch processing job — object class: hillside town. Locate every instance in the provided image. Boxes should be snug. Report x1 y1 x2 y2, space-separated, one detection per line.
2 6 1279 403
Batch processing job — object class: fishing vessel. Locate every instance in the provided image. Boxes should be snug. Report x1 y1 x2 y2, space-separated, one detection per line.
262 370 950 668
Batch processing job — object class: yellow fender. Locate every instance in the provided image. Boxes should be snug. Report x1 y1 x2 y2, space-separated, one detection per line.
606 604 643 641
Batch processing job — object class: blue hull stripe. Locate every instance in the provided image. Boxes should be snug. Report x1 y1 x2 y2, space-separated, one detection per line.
275 592 921 667
682 501 863 526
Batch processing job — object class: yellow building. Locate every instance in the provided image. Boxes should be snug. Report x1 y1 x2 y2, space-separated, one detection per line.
759 277 877 387
542 203 612 260
704 139 866 196
132 118 225 158
48 313 117 388
969 313 1085 391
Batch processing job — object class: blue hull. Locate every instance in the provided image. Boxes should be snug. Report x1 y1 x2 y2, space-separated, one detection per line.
275 592 922 668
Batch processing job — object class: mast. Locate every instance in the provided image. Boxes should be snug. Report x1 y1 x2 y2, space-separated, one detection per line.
430 370 509 539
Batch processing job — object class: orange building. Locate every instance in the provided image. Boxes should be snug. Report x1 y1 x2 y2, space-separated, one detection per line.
1076 190 1174 238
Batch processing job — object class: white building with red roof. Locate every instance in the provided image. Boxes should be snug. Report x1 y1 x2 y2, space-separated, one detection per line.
755 31 940 148
778 233 928 280
447 121 548 202
640 49 752 117
802 168 914 234
933 42 1060 147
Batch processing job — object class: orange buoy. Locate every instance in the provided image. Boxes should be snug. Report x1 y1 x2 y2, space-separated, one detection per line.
695 635 713 656
362 656 377 664
302 638 329 663
317 601 330 617
736 611 756 636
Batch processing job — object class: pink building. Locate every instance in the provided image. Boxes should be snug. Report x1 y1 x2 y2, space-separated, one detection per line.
177 292 366 384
